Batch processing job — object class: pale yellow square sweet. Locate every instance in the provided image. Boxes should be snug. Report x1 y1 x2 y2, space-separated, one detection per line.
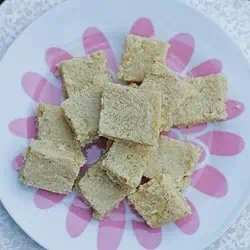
140 63 193 131
61 77 105 145
118 34 170 83
144 136 202 190
103 141 155 189
58 51 110 97
36 104 81 153
99 83 162 146
128 174 191 228
20 140 84 194
173 74 228 126
76 161 132 220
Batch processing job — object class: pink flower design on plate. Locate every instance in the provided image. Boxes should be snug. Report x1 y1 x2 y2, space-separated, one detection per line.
9 17 245 250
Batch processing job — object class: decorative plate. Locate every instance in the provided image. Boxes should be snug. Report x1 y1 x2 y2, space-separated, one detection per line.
0 0 249 249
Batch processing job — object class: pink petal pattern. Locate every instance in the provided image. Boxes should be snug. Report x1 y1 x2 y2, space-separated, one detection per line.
197 131 245 156
83 27 118 74
34 189 65 209
186 59 222 77
9 117 37 139
97 202 126 250
22 72 62 105
132 221 162 249
177 123 207 134
175 200 200 234
45 47 72 74
130 17 155 37
166 33 195 73
191 165 228 197
160 130 179 140
66 195 92 237
12 154 24 171
226 99 245 120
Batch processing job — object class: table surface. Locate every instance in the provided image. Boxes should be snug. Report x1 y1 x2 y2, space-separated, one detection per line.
1 0 250 249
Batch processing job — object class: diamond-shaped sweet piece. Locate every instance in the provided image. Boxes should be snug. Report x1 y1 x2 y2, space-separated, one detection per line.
144 136 202 191
173 74 228 126
61 77 105 145
117 34 170 83
99 83 162 146
20 140 84 194
58 51 109 97
36 103 81 152
76 161 132 220
128 174 191 228
140 63 193 131
103 141 155 189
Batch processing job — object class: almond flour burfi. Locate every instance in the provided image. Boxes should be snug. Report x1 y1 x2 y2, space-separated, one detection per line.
128 174 191 228
144 136 202 190
61 77 105 145
103 141 155 189
20 140 84 194
117 34 170 83
58 51 109 97
173 74 228 126
140 63 193 131
99 83 162 146
76 161 132 220
36 104 81 152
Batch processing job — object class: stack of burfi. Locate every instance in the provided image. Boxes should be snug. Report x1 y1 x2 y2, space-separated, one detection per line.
20 104 85 194
19 33 228 229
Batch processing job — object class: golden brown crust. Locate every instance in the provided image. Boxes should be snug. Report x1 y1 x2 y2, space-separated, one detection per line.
117 34 170 83
102 141 155 189
144 136 202 191
76 161 132 220
61 77 105 145
58 51 109 97
20 140 84 194
140 63 194 131
36 103 82 153
99 83 162 146
173 74 228 126
128 174 191 228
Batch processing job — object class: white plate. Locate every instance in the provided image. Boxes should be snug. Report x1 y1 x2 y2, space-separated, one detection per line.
0 0 249 249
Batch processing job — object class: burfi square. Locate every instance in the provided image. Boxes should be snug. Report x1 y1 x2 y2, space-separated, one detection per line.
128 174 191 228
99 83 162 146
140 63 193 131
61 77 105 145
118 34 170 83
58 51 110 97
76 161 131 220
144 136 202 190
36 103 81 153
20 140 84 194
173 74 228 126
103 141 155 189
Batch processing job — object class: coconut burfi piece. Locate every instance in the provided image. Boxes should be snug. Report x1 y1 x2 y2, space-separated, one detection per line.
173 74 228 126
128 174 191 228
61 77 105 145
103 141 155 189
144 136 202 191
140 63 193 131
58 51 109 97
37 104 81 152
20 140 84 194
76 161 131 220
99 83 162 146
117 34 170 83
